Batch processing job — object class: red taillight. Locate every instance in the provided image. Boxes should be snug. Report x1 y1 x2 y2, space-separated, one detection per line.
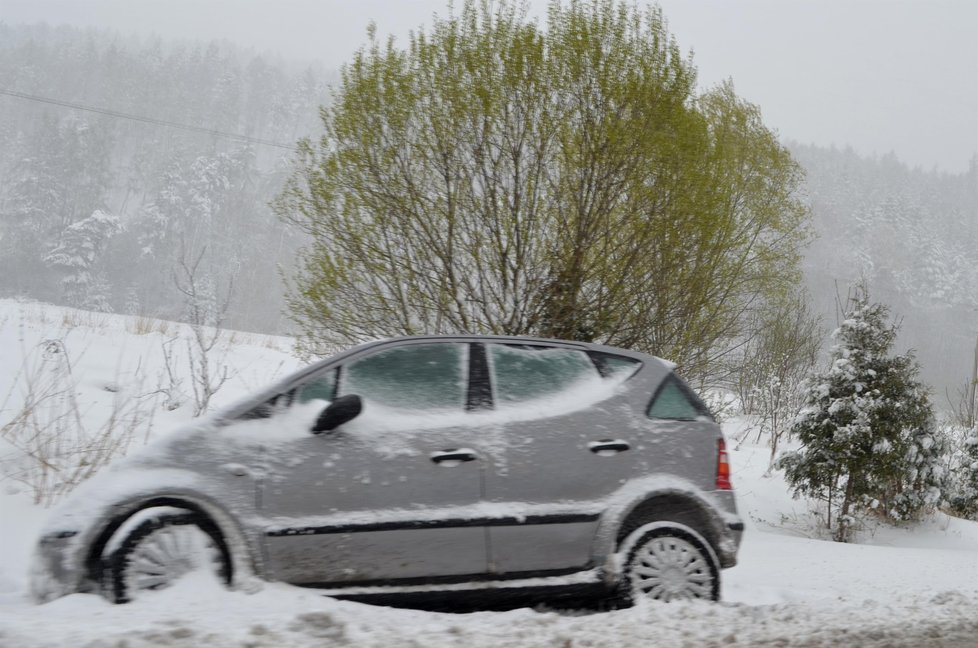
716 438 732 490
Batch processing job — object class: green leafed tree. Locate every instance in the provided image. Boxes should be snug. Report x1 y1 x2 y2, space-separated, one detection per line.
780 286 945 542
275 0 810 380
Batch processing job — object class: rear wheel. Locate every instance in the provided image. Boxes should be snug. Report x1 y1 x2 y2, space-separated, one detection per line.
104 512 231 603
617 523 719 604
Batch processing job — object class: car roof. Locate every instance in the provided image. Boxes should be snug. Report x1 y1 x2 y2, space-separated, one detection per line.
217 334 668 422
346 334 654 360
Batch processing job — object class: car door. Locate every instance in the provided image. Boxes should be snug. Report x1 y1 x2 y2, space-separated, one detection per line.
480 343 640 575
258 340 488 586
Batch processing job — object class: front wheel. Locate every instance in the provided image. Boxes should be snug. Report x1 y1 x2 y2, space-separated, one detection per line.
617 523 719 604
104 511 231 603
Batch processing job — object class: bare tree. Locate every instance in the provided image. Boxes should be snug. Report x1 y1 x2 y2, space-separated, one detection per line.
172 245 233 416
736 288 822 472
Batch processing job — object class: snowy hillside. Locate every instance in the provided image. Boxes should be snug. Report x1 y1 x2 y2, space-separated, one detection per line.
3 300 978 647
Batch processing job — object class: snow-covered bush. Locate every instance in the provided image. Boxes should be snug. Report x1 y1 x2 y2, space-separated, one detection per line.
945 423 978 518
747 372 806 473
779 287 944 542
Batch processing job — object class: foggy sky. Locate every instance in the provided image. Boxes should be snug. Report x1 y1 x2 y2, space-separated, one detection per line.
3 0 976 173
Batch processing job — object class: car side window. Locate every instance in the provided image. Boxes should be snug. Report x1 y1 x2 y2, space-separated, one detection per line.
297 369 337 404
647 375 708 421
489 344 598 405
339 342 468 411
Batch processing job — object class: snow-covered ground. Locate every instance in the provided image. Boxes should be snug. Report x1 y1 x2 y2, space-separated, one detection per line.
3 299 978 647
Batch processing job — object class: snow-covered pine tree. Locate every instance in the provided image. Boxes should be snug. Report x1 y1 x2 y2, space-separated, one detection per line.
779 286 943 542
44 210 122 309
0 117 72 298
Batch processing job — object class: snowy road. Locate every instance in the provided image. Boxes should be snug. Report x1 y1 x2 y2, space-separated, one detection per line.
3 575 978 647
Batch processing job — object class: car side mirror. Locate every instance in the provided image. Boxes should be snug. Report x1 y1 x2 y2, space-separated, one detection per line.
311 394 362 434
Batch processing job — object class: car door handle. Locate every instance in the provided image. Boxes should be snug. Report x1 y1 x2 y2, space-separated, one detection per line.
430 448 478 464
588 439 631 454
221 463 251 477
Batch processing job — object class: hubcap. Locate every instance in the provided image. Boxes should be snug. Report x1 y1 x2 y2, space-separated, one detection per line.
125 524 221 594
629 535 713 601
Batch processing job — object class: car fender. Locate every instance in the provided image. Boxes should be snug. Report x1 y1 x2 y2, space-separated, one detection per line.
591 476 741 584
32 467 262 602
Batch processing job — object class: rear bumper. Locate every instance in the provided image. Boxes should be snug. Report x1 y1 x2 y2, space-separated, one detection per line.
710 489 744 568
718 520 744 568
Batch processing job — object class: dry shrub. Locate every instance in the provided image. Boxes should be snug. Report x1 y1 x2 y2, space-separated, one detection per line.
0 338 157 506
126 315 172 336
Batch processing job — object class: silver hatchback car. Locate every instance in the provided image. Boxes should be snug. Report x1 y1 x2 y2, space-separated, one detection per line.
32 335 743 608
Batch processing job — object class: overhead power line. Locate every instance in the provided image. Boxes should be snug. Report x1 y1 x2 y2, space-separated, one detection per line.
0 87 298 151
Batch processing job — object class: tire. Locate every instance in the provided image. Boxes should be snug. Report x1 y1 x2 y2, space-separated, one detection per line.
104 511 231 604
616 522 719 605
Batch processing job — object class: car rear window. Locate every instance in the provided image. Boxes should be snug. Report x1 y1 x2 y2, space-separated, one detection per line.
647 375 711 421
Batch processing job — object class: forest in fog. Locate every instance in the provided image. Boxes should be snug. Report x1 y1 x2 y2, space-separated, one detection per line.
0 23 975 401
790 143 978 402
0 23 333 333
